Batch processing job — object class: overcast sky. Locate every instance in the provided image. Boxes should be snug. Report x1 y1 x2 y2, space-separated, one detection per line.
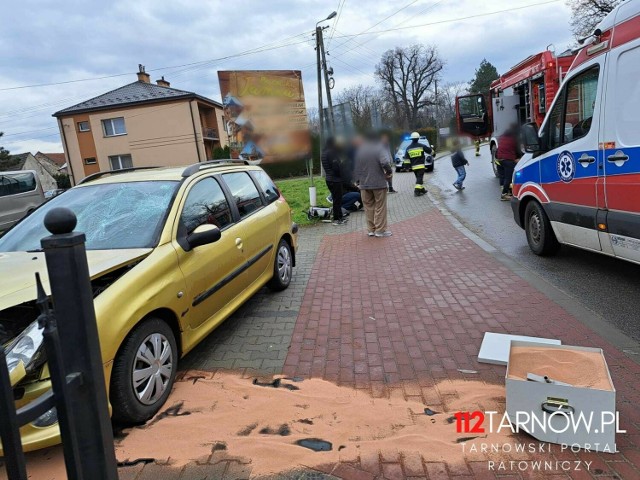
0 0 574 154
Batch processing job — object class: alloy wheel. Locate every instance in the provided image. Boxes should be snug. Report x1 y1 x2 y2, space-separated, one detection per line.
277 245 292 284
132 333 173 405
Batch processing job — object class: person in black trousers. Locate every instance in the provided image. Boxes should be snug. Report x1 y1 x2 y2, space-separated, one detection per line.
321 137 347 225
496 124 523 201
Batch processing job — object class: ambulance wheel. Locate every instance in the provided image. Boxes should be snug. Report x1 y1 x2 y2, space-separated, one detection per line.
524 201 559 256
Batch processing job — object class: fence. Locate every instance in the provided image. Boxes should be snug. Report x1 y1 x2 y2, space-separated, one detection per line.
0 207 118 480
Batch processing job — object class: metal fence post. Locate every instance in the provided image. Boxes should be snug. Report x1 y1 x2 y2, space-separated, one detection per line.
40 207 118 480
0 340 28 480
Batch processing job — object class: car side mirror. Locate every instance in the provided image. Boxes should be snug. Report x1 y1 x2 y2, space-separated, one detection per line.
521 123 542 154
186 224 221 251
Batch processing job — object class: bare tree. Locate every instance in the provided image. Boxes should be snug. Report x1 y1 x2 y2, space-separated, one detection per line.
307 107 320 135
566 0 622 38
375 44 444 129
437 81 469 126
335 85 383 132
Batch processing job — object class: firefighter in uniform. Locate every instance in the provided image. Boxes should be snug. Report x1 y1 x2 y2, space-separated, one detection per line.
404 132 432 196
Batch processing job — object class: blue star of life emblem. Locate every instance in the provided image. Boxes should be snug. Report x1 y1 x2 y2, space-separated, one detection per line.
557 151 575 183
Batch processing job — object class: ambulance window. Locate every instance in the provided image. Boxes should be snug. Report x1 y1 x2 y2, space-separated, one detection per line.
546 92 566 151
545 66 599 150
564 67 598 142
616 46 640 146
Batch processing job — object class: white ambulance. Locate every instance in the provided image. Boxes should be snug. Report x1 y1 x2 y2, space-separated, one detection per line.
512 0 640 264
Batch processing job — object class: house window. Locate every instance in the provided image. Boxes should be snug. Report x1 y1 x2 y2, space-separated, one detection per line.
84 157 97 165
108 154 133 170
102 117 126 137
77 121 90 132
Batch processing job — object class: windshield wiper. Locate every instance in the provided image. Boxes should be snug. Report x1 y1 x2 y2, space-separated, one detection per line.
27 249 43 253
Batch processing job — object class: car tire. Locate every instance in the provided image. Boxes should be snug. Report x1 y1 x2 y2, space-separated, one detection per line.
267 238 293 291
110 318 178 425
491 145 499 178
426 165 434 173
524 201 560 256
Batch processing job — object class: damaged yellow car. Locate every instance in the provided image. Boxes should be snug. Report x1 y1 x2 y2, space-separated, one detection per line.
0 161 298 452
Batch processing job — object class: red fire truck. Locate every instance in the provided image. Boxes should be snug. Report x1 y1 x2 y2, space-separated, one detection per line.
456 49 576 176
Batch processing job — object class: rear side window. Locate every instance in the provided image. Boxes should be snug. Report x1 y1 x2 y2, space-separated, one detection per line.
180 177 233 234
252 170 280 204
222 172 263 218
616 45 640 146
0 172 37 197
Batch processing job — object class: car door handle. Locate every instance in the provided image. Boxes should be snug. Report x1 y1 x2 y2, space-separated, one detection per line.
235 238 243 249
607 150 629 165
578 153 595 166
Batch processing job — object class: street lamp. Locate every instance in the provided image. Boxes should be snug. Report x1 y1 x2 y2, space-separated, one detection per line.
311 11 337 206
317 11 337 27
316 10 338 138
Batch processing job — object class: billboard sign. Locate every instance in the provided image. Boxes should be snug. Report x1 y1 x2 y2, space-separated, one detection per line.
218 70 311 164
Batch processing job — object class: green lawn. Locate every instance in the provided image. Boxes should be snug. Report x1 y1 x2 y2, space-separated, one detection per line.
276 177 331 226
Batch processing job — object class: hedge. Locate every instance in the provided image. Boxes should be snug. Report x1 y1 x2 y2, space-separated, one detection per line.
260 128 440 180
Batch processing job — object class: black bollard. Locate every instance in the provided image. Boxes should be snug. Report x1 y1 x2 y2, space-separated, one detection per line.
40 207 118 480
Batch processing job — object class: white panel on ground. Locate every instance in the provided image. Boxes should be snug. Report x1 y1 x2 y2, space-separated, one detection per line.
477 332 561 365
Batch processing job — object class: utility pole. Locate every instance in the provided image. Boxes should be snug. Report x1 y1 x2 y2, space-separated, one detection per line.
318 27 335 136
434 78 439 151
313 11 336 192
311 25 324 184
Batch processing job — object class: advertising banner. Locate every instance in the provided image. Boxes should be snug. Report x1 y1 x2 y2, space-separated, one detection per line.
218 70 311 164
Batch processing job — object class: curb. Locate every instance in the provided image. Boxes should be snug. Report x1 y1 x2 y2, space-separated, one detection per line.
426 190 640 365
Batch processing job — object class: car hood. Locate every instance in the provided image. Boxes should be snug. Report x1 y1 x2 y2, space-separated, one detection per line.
0 248 152 310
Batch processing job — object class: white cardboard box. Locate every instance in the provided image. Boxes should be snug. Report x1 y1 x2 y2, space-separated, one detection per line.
505 341 617 453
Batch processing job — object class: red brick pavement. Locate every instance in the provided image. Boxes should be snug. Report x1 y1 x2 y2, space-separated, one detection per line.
283 208 640 479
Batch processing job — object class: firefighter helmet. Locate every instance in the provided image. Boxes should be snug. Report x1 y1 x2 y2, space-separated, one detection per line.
410 132 420 139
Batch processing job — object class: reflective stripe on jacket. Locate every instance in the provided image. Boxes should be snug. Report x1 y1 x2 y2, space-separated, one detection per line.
404 141 432 169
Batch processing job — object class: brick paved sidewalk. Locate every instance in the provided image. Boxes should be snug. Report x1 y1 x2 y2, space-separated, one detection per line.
8 173 640 480
279 207 640 479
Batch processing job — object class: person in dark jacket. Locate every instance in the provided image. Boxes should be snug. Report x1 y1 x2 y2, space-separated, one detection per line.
451 140 469 190
496 124 523 201
321 137 347 225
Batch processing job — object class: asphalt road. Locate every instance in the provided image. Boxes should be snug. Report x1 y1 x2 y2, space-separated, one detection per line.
424 145 640 343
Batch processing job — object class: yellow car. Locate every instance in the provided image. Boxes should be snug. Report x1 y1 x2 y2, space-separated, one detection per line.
0 161 298 452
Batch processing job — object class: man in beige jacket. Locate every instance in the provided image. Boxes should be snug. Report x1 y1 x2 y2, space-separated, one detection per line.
354 132 394 237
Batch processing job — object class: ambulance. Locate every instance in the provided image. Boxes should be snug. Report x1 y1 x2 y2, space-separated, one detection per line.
510 0 640 263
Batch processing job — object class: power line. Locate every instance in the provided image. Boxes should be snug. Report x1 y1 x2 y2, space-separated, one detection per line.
1 126 59 137
332 0 444 62
331 0 561 40
327 0 346 46
0 32 313 92
329 0 420 54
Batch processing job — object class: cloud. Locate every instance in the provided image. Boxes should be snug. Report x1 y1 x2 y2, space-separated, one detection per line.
1 0 576 152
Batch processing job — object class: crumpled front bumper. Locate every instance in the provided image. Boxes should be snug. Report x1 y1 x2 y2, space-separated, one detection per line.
0 378 61 454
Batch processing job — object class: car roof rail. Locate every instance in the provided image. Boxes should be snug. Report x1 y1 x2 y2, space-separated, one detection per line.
181 159 250 177
78 166 161 185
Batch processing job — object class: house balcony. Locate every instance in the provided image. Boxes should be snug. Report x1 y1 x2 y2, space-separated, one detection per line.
203 127 219 140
